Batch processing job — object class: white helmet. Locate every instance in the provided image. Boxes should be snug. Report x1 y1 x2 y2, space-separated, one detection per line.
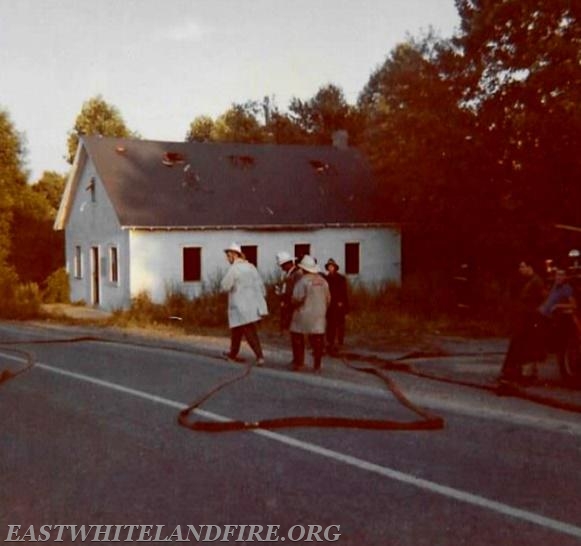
276 251 294 266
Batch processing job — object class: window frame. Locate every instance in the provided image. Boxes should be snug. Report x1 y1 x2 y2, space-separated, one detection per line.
74 245 83 279
183 246 202 282
109 246 119 284
241 245 258 267
294 243 311 263
344 242 360 275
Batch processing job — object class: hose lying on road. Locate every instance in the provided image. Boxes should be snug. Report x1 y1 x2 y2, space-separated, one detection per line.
2 334 580 424
178 358 445 433
341 350 581 415
0 334 444 433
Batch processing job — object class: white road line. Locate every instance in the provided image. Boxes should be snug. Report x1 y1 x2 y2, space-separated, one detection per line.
6 360 575 540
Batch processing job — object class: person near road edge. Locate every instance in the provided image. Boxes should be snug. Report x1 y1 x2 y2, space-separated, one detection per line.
290 255 331 372
499 259 546 383
324 258 349 354
221 242 267 365
539 268 577 358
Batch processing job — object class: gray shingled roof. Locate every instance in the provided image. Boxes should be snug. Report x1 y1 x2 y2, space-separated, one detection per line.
81 135 386 228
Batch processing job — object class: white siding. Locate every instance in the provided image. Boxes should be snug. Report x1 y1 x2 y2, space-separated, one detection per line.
128 227 400 305
64 162 129 310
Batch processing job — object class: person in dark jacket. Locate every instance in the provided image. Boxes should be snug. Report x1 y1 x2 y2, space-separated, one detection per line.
499 259 546 384
324 258 349 354
275 251 303 332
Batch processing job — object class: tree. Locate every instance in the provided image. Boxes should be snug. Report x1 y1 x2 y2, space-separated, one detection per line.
357 35 487 263
66 95 134 163
0 108 27 278
454 0 581 229
186 115 215 142
289 84 361 145
210 102 266 143
31 170 67 216
9 184 64 285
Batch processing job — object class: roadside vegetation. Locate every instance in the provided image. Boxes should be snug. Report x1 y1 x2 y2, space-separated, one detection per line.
104 272 511 351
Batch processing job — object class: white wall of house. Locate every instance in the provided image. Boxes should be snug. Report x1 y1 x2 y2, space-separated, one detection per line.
64 162 130 310
128 226 400 306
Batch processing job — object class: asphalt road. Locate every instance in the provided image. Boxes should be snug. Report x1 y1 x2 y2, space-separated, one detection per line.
1 322 580 545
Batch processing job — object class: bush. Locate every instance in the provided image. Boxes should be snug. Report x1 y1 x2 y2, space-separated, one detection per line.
42 267 70 303
0 281 42 319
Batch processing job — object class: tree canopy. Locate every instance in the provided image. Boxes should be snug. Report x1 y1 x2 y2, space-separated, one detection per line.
66 95 134 163
0 109 27 277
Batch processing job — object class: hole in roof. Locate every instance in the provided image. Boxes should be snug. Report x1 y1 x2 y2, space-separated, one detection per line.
228 155 255 168
162 151 186 166
309 159 336 175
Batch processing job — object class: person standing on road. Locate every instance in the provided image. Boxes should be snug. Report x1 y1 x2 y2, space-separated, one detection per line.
539 268 577 357
324 258 349 354
221 243 267 365
499 259 546 384
290 255 331 372
275 251 303 333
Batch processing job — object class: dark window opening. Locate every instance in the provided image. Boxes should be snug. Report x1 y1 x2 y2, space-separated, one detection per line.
228 155 255 168
309 159 337 175
294 244 310 263
162 151 186 166
74 246 82 279
345 242 360 275
86 177 96 202
109 247 119 283
241 245 258 267
183 247 202 282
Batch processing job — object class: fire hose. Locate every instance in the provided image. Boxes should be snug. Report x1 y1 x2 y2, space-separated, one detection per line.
177 357 445 433
2 335 581 429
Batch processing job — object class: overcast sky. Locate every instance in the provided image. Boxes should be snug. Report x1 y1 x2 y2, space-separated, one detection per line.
1 0 460 181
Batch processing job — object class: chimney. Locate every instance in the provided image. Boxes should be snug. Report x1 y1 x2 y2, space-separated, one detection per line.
332 130 349 150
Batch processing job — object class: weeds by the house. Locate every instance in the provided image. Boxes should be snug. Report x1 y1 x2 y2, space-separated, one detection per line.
107 273 510 349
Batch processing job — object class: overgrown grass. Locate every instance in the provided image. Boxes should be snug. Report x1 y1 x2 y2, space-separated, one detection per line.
0 262 43 319
108 272 511 349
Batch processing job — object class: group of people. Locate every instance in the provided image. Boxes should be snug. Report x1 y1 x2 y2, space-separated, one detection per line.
219 242 349 372
219 244 578 382
499 259 577 384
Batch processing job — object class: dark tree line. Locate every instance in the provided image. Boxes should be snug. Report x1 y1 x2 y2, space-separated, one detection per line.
1 0 579 305
185 1 581 274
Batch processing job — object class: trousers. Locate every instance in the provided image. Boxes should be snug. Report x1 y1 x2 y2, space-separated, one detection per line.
291 332 324 370
229 322 263 359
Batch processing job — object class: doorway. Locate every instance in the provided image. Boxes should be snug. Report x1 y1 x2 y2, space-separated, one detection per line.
91 246 100 306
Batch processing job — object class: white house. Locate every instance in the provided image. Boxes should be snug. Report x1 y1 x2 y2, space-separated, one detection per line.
54 135 401 310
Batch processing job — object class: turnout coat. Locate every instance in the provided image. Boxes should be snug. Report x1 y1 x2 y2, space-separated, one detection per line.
221 258 268 328
290 272 331 334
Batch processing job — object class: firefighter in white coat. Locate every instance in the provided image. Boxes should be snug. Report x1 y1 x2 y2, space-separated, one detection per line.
221 243 268 365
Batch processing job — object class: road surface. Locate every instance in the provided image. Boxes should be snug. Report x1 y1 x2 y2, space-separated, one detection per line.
1 322 580 545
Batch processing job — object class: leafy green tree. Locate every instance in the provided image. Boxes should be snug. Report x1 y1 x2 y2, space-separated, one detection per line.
67 95 134 163
0 109 27 277
186 115 215 142
454 0 581 229
211 102 266 143
289 84 361 145
9 185 64 284
31 170 67 216
0 108 45 316
357 35 485 263
263 110 309 144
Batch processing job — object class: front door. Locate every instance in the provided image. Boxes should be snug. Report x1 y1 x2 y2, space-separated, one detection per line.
91 246 100 306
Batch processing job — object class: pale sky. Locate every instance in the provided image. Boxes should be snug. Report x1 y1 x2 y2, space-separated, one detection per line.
0 0 460 181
